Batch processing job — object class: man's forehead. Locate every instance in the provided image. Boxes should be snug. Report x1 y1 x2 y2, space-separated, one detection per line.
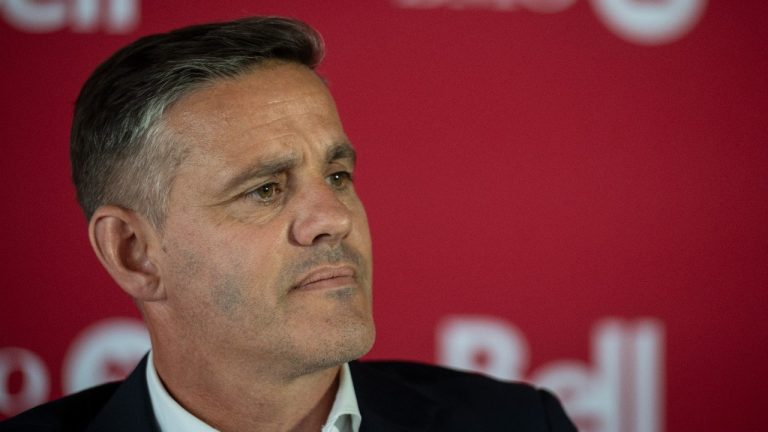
157 62 351 195
167 62 328 118
161 64 337 148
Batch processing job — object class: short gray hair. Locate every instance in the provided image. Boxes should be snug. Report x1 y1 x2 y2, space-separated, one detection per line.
70 16 324 228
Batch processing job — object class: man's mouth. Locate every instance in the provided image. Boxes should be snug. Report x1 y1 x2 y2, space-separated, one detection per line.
293 265 357 291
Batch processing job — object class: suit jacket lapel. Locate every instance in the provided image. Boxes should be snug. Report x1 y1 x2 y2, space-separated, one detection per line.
349 361 443 432
86 355 160 432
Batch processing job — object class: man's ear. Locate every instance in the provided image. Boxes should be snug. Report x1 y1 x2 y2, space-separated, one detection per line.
88 205 165 302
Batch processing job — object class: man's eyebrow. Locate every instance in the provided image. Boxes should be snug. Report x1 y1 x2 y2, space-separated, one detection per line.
222 156 298 194
219 143 355 196
327 142 357 166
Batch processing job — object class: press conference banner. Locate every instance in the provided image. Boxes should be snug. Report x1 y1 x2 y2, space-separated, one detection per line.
1 1 766 431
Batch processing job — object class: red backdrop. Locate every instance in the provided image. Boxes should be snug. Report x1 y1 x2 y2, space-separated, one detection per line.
1 1 767 431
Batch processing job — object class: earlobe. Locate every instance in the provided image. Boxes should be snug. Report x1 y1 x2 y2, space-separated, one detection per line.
89 206 165 302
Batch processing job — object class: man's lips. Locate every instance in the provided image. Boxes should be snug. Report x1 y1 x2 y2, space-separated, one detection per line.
293 265 357 291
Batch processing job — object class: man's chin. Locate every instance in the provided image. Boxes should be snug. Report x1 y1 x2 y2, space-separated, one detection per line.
328 321 375 362
293 322 375 376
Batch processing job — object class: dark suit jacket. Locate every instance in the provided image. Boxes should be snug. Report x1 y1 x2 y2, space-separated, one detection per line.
1 356 576 431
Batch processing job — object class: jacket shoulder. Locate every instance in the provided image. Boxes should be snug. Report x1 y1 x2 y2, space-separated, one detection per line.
0 382 120 431
356 360 539 399
352 360 577 431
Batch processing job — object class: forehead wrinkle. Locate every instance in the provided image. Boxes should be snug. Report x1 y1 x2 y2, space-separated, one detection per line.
238 111 325 139
224 76 332 121
262 88 330 108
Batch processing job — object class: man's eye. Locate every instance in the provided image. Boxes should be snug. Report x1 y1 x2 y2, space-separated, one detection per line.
327 172 352 189
247 182 281 201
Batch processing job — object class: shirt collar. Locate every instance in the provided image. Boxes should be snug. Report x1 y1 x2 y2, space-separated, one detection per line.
323 361 361 432
146 351 361 432
146 351 217 432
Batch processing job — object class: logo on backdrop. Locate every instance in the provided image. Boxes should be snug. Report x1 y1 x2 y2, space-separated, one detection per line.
2 314 661 426
438 316 664 432
395 0 708 45
0 0 139 33
0 348 49 417
0 318 149 418
591 0 707 45
62 318 150 394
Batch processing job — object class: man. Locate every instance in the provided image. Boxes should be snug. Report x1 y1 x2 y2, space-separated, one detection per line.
2 17 576 431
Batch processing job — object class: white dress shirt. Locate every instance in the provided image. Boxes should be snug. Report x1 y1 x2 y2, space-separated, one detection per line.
146 351 361 432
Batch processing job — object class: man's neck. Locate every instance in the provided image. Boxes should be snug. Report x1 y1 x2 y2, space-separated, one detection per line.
151 347 340 432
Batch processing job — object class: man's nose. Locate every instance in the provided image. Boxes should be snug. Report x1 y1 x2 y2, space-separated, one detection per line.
290 180 352 246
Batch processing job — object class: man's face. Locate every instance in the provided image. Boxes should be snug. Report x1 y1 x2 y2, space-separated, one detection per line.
151 62 374 378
